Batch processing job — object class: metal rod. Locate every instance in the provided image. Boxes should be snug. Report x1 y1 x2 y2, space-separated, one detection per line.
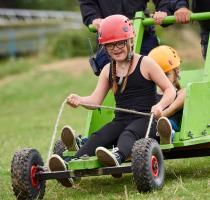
36 165 132 181
80 103 151 117
145 113 154 138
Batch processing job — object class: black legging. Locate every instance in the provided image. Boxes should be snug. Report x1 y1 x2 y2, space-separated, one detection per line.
75 116 159 162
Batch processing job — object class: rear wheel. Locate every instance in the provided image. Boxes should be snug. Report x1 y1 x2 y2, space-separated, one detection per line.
132 138 164 192
53 139 67 158
53 139 81 184
11 148 46 200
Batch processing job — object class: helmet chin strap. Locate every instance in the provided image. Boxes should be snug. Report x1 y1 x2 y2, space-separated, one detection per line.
126 39 134 61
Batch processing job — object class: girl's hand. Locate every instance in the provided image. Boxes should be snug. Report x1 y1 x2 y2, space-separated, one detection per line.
67 94 82 108
153 11 167 25
151 104 163 119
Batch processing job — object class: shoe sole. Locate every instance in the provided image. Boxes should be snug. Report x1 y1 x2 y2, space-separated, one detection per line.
157 118 172 144
48 155 73 187
96 147 119 167
61 126 79 151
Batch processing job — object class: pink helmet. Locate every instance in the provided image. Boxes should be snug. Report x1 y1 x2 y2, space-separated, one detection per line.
98 14 135 44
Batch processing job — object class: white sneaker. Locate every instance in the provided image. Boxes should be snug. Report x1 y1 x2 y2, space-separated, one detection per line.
48 154 73 187
95 147 120 167
61 125 79 151
157 117 172 144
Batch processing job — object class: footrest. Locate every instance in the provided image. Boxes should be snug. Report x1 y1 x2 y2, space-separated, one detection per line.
67 156 102 170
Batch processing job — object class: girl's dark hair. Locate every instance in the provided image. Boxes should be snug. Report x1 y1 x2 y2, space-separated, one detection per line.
111 60 118 93
111 56 134 93
173 68 181 90
174 79 181 90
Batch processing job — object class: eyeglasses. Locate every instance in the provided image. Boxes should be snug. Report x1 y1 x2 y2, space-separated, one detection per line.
105 40 127 50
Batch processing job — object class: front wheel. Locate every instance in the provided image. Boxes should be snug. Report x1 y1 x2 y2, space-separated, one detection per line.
131 138 164 192
11 148 46 199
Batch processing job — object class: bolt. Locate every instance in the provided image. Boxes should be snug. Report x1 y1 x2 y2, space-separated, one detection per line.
201 130 207 136
80 154 89 160
188 131 193 138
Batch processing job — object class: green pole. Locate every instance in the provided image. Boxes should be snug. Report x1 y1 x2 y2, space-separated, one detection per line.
142 12 210 26
89 12 210 31
88 24 97 32
133 12 145 53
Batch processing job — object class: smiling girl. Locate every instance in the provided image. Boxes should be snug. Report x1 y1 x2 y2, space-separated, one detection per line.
48 14 176 187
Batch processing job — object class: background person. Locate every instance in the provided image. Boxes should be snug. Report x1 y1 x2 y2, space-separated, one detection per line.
78 0 172 74
172 0 210 59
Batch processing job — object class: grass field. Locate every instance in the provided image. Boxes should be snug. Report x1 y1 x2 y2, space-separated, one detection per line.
0 54 210 200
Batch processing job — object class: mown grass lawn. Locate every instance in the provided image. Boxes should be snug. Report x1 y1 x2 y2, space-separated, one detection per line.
0 56 210 200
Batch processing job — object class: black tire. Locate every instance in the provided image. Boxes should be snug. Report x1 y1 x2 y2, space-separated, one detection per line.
131 138 164 192
111 173 123 178
53 139 67 158
11 148 46 200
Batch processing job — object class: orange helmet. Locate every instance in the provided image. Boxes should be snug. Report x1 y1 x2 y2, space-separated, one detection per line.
148 45 181 73
98 14 135 44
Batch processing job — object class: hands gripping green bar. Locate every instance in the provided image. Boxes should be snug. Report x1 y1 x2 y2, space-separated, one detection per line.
142 12 210 26
88 12 210 32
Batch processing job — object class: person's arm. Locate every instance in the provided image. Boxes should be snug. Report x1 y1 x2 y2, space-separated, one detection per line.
162 88 185 117
172 0 189 11
171 0 191 23
78 0 102 27
153 0 171 15
67 64 110 109
141 56 176 118
152 0 170 25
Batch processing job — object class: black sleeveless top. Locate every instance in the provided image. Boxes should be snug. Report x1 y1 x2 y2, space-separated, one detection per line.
109 56 157 120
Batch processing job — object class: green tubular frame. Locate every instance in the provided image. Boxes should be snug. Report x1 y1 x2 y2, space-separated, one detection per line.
67 12 210 170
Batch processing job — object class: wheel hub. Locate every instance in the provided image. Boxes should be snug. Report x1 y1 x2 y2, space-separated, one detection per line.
151 155 159 177
30 165 39 188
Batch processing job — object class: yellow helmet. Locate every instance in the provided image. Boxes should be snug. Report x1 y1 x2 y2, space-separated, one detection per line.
148 45 181 73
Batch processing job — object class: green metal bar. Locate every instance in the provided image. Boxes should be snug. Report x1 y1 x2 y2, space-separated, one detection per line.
67 156 102 170
89 12 210 31
133 12 145 53
173 135 210 147
142 12 210 26
88 24 97 32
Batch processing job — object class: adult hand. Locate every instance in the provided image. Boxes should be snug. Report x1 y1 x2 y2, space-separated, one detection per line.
151 104 163 119
66 94 82 108
174 7 191 24
92 18 102 31
153 11 167 25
